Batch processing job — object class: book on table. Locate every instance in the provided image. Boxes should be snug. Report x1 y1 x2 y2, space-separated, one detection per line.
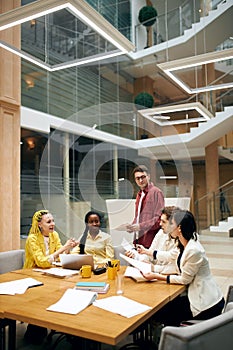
75 281 110 294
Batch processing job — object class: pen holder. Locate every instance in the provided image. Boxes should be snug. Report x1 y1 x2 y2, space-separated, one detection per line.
111 259 120 271
107 266 117 280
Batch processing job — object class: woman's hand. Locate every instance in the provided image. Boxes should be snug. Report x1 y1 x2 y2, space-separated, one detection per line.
64 238 78 249
141 271 166 281
141 272 158 280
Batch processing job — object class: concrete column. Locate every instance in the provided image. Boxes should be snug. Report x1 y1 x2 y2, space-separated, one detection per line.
205 141 219 226
0 0 21 251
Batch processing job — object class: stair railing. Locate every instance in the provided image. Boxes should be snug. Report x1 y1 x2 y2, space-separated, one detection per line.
195 179 233 232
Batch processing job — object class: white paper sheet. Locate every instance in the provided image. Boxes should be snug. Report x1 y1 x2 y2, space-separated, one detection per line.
93 295 152 318
112 223 130 231
0 277 43 295
33 267 79 277
119 253 151 274
46 288 97 315
124 266 148 282
121 237 134 251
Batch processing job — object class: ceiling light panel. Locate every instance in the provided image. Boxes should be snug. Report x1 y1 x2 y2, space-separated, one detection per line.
158 48 233 94
138 102 213 126
0 0 134 71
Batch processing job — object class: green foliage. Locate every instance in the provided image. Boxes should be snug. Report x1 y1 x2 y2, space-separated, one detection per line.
134 92 154 108
138 6 157 27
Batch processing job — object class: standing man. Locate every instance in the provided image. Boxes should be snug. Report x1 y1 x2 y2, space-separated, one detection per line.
126 165 164 248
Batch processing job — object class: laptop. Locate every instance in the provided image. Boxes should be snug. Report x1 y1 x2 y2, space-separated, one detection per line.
59 254 95 270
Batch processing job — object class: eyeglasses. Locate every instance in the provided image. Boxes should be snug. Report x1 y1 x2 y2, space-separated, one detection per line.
135 175 147 182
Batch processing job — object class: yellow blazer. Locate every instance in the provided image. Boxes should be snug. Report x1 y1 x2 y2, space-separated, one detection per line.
23 231 62 268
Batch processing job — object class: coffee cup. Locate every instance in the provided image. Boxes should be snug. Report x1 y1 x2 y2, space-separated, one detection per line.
107 266 117 280
80 264 92 278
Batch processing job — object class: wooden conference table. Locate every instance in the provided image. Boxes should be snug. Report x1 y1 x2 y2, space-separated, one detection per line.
0 267 185 348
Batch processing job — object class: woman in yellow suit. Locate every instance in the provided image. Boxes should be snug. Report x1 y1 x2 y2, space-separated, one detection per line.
24 209 77 269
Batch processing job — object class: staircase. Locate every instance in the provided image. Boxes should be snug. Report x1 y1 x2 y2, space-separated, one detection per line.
210 216 233 236
132 0 233 61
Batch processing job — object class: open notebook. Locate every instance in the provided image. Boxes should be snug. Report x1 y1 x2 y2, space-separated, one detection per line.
59 254 94 270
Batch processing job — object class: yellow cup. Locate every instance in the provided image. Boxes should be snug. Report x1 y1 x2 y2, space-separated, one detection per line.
107 266 117 280
111 259 120 271
80 265 92 278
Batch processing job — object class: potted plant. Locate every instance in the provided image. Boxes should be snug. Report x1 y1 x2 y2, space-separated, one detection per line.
138 5 158 48
134 92 154 109
134 92 154 139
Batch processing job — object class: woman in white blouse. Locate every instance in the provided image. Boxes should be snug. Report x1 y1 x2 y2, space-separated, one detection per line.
142 209 224 325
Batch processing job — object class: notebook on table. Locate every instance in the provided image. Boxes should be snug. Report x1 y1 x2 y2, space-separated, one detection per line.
59 254 94 270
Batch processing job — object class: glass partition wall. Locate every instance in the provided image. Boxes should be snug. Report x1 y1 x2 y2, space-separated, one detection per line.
18 0 232 239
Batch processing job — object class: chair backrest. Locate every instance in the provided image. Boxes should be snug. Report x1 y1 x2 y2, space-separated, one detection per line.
114 245 129 266
158 308 233 350
224 285 233 310
0 249 25 274
225 301 233 312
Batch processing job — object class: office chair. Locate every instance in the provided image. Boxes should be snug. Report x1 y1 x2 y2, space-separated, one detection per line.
0 249 25 350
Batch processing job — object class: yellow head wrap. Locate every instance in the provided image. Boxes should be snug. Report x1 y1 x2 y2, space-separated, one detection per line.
29 209 49 235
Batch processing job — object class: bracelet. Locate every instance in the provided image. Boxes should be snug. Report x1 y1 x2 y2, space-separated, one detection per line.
166 275 170 284
153 250 157 259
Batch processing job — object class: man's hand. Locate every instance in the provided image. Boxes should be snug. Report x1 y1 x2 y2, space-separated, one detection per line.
126 224 140 233
125 250 135 258
137 244 147 255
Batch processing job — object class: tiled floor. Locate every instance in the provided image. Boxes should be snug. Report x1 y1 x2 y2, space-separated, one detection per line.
10 231 233 349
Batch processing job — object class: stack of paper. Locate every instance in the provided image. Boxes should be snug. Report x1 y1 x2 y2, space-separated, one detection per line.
46 288 98 315
93 295 152 318
0 278 43 295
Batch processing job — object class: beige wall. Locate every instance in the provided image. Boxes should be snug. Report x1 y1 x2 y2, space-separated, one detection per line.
0 0 21 251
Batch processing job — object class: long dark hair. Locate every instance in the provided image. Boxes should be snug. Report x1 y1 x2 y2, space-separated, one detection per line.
170 210 197 252
79 211 102 254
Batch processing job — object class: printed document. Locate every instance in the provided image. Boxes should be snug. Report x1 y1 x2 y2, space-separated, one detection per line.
119 253 151 274
93 295 152 318
47 288 97 315
0 277 43 295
